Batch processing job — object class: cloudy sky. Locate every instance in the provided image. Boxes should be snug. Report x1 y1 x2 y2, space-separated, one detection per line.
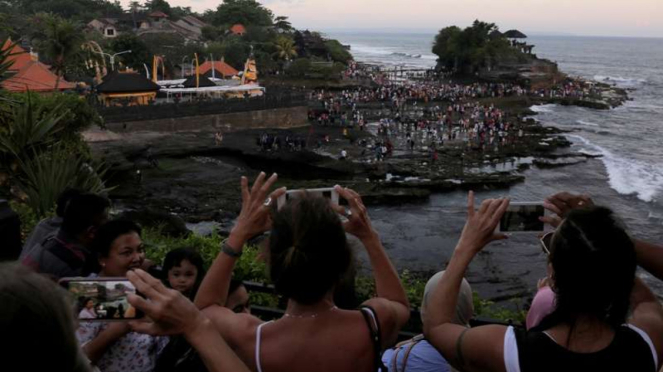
131 0 663 38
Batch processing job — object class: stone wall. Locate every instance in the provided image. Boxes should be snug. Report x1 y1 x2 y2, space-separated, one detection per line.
104 106 309 133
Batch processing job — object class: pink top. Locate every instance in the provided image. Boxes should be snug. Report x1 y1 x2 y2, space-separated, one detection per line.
526 286 556 330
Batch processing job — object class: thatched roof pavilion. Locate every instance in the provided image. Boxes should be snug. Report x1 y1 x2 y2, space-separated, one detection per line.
503 30 527 39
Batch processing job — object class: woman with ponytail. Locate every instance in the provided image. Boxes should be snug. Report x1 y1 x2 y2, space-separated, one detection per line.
194 173 410 372
424 192 663 372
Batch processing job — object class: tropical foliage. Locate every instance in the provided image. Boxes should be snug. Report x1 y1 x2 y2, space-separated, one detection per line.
205 0 274 28
31 13 86 88
0 0 353 80
0 40 109 218
273 36 297 62
140 225 526 324
16 144 112 217
432 20 524 74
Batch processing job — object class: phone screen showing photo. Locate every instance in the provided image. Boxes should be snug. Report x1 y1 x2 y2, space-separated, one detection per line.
66 279 143 321
500 204 545 232
286 189 332 201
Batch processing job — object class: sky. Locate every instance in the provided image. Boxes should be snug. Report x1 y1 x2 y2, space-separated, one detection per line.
129 0 663 38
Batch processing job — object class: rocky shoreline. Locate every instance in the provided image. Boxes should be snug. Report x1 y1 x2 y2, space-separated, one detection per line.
87 88 624 234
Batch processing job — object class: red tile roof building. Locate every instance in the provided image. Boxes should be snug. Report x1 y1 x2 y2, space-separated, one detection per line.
1 40 76 92
198 60 239 78
229 24 246 36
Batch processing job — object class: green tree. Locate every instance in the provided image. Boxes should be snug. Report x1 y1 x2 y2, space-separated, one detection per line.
273 16 293 32
32 13 85 89
109 33 151 70
210 0 273 27
11 0 123 22
145 0 172 17
324 39 352 64
432 20 519 74
273 36 297 62
432 26 462 71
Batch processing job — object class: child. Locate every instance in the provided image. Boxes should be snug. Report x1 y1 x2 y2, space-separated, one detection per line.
162 248 205 300
156 248 207 372
226 279 250 314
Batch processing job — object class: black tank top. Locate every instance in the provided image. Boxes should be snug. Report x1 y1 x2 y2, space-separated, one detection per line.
514 326 655 372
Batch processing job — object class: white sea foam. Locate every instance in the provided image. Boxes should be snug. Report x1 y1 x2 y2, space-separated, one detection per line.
568 135 663 202
530 104 557 113
351 44 394 56
594 75 647 87
576 120 599 127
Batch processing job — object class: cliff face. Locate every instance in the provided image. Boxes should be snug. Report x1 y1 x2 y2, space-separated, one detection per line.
478 55 565 90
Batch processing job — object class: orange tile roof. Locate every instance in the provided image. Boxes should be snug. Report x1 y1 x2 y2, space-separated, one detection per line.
2 60 76 92
1 39 34 71
229 24 246 35
149 11 169 18
198 60 239 77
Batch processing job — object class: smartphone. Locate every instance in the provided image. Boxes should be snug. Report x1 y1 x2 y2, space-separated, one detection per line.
60 278 144 321
277 187 340 210
498 202 545 233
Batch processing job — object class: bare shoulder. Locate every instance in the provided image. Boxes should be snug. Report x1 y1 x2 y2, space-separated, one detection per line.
427 323 508 372
361 297 410 347
202 305 263 348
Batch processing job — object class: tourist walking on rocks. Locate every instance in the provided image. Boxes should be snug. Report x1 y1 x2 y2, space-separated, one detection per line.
195 173 410 372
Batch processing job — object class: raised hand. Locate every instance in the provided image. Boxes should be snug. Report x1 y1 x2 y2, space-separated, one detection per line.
127 269 207 338
333 185 378 243
231 172 287 244
457 191 510 255
542 192 593 228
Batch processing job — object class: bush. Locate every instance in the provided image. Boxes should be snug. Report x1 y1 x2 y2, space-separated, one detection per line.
285 58 311 77
324 40 352 64
140 227 526 324
142 227 278 308
1 92 109 218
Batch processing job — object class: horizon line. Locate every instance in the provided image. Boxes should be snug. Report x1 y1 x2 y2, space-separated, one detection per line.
317 28 663 40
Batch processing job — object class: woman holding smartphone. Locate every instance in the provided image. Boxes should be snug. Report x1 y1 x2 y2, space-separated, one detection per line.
424 192 663 372
194 172 411 372
77 220 168 372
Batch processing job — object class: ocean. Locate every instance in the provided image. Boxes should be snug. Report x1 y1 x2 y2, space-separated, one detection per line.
327 31 663 300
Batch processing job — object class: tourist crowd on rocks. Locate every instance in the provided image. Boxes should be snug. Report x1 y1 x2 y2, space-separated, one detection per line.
307 81 531 162
257 132 308 152
5 171 663 372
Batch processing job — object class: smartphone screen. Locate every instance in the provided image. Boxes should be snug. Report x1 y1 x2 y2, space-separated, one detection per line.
62 278 143 321
499 203 545 232
277 188 340 209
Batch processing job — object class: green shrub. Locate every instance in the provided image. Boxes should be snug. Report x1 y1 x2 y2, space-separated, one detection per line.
324 40 352 64
132 227 527 324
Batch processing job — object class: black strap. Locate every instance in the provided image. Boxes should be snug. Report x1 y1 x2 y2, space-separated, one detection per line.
360 305 388 372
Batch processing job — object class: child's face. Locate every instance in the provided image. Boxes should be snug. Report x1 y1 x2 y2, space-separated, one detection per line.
167 259 198 295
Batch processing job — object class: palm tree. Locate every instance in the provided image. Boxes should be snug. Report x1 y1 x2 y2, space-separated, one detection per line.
274 16 293 32
33 13 84 90
274 36 297 63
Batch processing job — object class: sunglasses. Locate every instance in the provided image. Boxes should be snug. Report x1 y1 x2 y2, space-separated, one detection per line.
540 231 554 256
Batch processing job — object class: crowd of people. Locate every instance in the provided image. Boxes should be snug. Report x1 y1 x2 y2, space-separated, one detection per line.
4 175 663 372
257 133 307 152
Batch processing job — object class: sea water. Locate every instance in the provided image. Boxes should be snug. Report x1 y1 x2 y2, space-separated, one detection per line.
328 32 663 301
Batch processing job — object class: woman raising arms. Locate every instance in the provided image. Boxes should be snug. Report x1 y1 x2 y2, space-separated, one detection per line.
194 172 410 372
424 192 663 372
